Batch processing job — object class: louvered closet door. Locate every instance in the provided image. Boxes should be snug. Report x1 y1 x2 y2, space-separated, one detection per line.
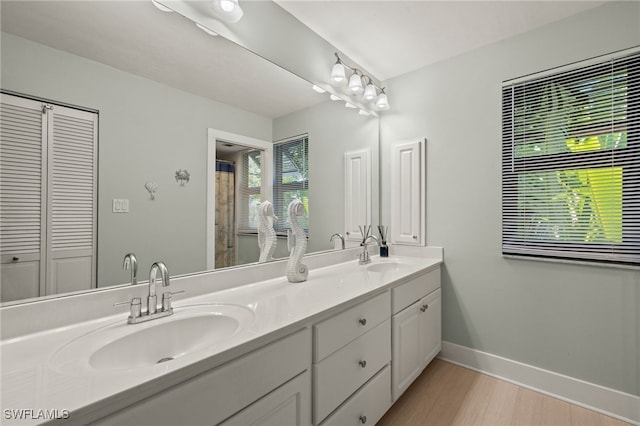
45 104 97 295
0 95 46 302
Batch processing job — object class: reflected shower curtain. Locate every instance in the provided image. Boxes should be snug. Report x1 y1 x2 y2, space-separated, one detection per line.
215 161 236 268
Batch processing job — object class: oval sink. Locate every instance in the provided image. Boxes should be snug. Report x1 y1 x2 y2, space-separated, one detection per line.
366 262 407 273
49 304 254 374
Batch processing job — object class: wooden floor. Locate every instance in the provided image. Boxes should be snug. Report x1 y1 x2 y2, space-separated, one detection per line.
377 359 631 426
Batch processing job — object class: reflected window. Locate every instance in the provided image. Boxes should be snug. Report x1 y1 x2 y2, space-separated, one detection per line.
274 135 309 232
238 150 261 231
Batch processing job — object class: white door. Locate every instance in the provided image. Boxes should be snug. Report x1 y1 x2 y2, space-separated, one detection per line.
391 300 422 401
0 93 97 301
0 95 46 302
390 139 424 245
344 149 371 243
419 289 442 367
45 104 97 295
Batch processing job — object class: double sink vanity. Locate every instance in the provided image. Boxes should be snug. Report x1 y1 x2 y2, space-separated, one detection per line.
1 247 442 425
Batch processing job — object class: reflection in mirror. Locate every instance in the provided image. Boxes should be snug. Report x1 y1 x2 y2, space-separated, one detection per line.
0 1 379 305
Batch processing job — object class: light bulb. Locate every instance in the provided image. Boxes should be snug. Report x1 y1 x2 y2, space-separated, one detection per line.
345 102 357 109
211 0 244 23
312 85 326 94
330 94 342 101
348 72 363 95
375 92 390 110
359 110 370 116
363 83 377 101
330 63 346 84
220 0 236 12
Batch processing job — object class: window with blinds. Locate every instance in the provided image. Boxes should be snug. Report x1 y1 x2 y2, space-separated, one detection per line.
273 135 309 233
237 149 262 231
502 50 639 265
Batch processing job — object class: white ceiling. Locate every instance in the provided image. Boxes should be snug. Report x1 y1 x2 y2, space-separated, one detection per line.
0 1 323 119
277 1 610 81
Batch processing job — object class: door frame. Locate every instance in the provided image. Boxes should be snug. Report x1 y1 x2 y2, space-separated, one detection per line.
206 129 272 270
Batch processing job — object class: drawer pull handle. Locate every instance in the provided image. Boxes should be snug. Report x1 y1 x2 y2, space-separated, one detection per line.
420 304 429 312
359 318 367 326
359 415 367 424
12 256 19 262
358 360 367 368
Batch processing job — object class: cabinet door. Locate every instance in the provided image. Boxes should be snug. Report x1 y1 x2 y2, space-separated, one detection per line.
391 301 422 401
419 289 442 367
221 371 310 426
344 149 371 243
390 139 424 246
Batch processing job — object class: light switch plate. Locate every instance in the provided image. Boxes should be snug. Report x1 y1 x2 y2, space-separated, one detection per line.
112 199 130 213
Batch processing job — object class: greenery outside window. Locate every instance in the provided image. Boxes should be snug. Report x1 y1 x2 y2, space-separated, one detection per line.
502 51 639 265
238 150 262 232
273 135 309 233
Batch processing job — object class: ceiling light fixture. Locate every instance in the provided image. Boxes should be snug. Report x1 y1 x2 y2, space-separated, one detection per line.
211 0 244 23
326 52 390 113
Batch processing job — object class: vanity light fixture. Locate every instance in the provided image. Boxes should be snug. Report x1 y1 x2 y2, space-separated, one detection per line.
151 0 173 12
326 53 390 113
330 56 347 84
211 0 244 23
375 88 390 111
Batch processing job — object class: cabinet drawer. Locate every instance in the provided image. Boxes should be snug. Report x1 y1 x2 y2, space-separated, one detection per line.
320 365 391 426
95 328 310 426
392 268 440 314
314 291 390 362
314 319 391 424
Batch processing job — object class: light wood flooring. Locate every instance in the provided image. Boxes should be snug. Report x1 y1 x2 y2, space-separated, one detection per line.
377 359 631 426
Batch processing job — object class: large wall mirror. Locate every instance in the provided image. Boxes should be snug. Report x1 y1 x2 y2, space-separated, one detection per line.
0 1 379 304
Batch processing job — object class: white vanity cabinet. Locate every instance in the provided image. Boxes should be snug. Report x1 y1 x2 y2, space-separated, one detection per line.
391 267 441 401
93 329 311 426
312 292 392 425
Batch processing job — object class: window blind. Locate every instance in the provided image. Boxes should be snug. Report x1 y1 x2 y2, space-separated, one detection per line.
273 135 309 232
502 50 639 265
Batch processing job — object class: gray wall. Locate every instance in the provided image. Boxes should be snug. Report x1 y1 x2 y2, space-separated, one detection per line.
274 100 379 254
1 33 272 287
380 1 640 396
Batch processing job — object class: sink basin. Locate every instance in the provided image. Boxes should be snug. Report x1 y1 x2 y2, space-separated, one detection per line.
366 262 407 273
49 304 254 373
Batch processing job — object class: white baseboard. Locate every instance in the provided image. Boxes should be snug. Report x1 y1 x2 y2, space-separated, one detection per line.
438 341 639 425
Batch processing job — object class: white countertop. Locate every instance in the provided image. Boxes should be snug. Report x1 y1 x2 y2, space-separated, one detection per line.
0 254 441 425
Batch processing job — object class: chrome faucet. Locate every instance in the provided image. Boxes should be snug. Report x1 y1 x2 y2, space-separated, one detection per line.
359 235 380 265
147 261 170 315
122 253 138 285
114 261 183 324
330 233 345 249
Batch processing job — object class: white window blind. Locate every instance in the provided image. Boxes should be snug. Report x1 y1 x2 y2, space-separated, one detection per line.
237 149 262 231
502 50 639 265
273 135 309 232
